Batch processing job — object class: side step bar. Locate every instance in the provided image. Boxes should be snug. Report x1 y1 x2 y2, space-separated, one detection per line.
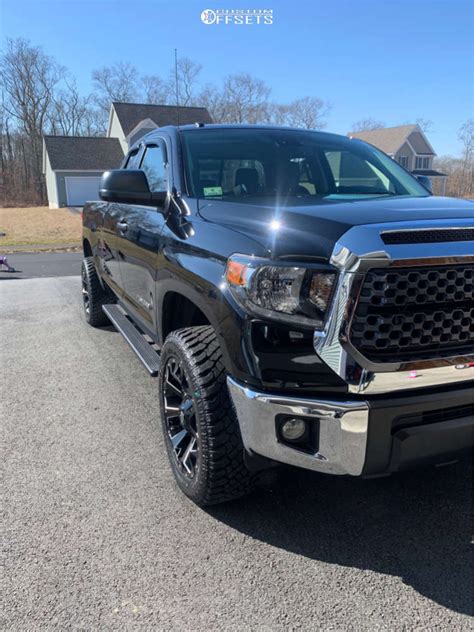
102 304 161 376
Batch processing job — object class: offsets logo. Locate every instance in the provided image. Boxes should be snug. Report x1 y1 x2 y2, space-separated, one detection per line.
201 9 217 24
201 9 273 25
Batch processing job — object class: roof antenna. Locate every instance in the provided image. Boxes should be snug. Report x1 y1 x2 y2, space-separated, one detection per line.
174 48 180 126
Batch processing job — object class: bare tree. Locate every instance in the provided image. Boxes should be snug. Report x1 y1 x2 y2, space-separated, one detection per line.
48 79 98 136
197 84 228 123
281 96 330 129
414 118 434 133
81 107 107 136
1 37 64 201
92 62 140 113
351 118 386 132
219 73 271 124
265 103 290 126
142 74 171 105
458 118 474 197
171 57 202 106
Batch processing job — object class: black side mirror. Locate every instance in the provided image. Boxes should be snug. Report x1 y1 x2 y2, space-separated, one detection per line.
415 174 433 194
99 170 170 210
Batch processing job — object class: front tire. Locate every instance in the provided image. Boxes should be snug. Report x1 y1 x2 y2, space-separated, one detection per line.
158 325 254 506
81 257 110 327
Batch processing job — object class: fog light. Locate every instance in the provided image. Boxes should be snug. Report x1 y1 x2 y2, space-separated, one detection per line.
281 418 307 441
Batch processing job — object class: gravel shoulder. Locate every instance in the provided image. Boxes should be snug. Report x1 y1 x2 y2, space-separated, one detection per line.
2 276 473 630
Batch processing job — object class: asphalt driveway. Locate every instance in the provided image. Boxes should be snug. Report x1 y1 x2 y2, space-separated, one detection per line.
2 276 473 629
0 252 82 280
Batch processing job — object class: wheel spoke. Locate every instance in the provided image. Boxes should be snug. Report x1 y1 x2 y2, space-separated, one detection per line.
164 408 180 422
164 404 180 413
170 428 187 449
181 437 197 474
162 355 200 479
164 378 182 397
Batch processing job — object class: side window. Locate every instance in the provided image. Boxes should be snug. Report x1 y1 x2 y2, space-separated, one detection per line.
140 144 168 191
124 148 139 169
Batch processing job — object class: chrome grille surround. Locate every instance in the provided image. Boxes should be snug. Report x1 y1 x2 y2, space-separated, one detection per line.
313 219 474 395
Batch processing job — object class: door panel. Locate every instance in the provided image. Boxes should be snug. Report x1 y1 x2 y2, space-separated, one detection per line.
117 205 166 327
98 202 128 295
119 141 169 328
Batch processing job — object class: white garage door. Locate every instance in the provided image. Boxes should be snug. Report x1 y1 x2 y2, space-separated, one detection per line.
65 176 101 206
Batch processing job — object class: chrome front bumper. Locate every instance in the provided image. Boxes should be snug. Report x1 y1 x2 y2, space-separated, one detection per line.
227 377 369 476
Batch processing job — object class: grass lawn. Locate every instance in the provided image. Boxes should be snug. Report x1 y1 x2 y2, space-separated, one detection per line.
0 207 82 249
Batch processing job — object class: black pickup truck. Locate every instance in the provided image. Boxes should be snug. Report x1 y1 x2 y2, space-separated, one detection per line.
82 124 474 506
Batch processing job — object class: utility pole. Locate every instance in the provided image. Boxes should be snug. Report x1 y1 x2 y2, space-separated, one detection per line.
175 48 180 125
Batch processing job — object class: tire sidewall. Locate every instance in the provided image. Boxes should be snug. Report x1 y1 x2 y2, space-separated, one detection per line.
158 339 211 502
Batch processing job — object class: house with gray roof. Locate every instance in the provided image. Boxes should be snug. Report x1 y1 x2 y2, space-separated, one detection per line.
348 124 447 194
107 102 214 153
43 136 124 208
43 102 213 207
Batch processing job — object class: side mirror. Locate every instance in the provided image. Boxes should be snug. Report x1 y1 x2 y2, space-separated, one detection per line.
99 170 170 210
415 174 433 194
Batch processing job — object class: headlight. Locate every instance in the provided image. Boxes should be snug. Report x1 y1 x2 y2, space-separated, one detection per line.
225 254 337 329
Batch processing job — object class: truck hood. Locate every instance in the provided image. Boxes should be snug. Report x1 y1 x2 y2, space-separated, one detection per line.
198 195 474 260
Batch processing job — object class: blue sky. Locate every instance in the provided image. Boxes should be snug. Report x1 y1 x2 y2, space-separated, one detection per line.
2 0 473 154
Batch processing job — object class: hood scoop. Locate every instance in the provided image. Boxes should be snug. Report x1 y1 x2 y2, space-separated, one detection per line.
381 227 474 245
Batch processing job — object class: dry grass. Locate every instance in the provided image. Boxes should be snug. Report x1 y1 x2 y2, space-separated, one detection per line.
0 207 82 248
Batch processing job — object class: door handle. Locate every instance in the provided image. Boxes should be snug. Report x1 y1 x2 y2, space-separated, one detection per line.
117 221 128 233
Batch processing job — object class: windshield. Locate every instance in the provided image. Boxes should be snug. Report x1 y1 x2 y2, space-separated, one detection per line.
181 127 429 201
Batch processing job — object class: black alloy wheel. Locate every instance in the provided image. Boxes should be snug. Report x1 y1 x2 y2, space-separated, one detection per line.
162 356 200 478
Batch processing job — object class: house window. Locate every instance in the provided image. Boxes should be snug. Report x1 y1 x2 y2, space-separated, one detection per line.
415 156 430 170
398 156 409 169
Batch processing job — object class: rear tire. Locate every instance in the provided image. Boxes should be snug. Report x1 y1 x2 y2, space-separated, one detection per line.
81 257 110 327
158 325 254 506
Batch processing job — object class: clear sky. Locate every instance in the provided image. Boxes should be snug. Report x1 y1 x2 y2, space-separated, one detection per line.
1 0 473 155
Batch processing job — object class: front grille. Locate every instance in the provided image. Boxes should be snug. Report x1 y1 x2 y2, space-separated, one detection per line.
350 264 474 362
382 228 474 244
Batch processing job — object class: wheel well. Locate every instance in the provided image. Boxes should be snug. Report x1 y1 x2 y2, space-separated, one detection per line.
161 292 210 341
83 238 93 258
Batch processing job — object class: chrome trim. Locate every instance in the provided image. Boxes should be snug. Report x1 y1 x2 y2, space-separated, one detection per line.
227 377 369 476
381 225 474 234
314 219 474 395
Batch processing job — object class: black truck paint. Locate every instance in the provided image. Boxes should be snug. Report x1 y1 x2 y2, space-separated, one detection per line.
82 125 474 504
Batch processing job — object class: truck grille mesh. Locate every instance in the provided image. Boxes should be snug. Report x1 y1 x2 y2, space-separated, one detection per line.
350 264 474 362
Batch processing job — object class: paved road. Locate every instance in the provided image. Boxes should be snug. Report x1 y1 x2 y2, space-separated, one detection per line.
0 252 82 280
2 276 473 630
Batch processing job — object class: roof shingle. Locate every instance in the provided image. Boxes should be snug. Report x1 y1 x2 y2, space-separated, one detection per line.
44 136 124 171
112 102 213 137
348 125 418 155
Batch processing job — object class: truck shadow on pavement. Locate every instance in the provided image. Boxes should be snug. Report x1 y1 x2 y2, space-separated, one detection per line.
209 459 473 616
